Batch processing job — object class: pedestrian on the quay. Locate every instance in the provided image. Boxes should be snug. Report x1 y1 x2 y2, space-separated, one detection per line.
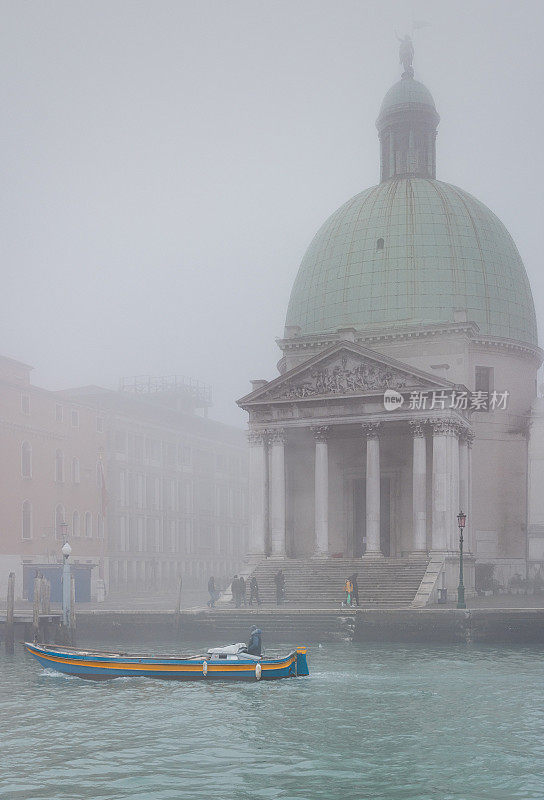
207 575 217 608
344 577 353 606
232 575 241 608
274 569 285 606
349 573 360 607
239 576 246 606
249 576 261 606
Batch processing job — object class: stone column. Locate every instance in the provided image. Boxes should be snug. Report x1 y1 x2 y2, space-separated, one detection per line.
248 430 268 555
431 419 460 552
363 423 383 558
312 426 330 557
269 428 286 558
459 431 475 551
409 419 427 553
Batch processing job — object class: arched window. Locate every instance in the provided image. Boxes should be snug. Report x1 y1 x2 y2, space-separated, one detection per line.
72 457 80 484
22 500 32 540
376 237 384 251
72 510 80 537
85 511 92 538
55 449 64 483
55 504 66 539
21 441 32 478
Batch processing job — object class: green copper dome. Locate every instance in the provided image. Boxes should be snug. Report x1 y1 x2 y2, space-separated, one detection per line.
286 177 537 345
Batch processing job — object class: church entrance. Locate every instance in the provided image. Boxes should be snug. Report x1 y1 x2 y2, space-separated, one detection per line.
351 477 391 557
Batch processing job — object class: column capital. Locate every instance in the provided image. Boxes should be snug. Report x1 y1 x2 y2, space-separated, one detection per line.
267 427 286 446
247 429 267 446
362 422 382 439
460 430 475 448
311 425 330 442
408 418 428 437
429 418 461 437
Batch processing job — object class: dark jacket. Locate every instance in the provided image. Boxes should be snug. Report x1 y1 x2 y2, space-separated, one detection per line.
247 628 262 656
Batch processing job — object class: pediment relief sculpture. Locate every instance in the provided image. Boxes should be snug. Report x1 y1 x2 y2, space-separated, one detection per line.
268 354 417 400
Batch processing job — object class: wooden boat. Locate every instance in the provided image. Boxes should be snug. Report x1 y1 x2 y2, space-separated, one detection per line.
24 641 309 681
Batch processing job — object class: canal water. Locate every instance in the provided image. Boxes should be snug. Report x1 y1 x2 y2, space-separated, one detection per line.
1 640 543 800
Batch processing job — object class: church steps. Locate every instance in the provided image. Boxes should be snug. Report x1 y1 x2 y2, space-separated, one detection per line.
242 557 428 608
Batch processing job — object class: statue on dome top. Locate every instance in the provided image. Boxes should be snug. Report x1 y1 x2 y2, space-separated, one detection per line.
397 33 414 77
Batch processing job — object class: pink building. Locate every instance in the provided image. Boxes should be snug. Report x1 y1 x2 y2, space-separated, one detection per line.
0 355 107 599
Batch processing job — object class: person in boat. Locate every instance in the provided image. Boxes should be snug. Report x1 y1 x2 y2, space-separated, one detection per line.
247 625 263 656
207 575 217 608
344 577 353 606
274 569 285 606
249 575 261 606
348 573 360 607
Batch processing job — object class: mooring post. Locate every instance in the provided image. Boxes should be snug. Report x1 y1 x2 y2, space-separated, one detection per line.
69 574 76 645
43 579 51 615
175 575 183 615
5 572 15 654
32 576 41 642
175 574 183 632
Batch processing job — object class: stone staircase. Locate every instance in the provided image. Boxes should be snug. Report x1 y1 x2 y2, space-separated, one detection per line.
245 557 429 608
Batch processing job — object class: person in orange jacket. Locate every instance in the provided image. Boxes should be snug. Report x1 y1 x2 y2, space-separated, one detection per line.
344 577 353 606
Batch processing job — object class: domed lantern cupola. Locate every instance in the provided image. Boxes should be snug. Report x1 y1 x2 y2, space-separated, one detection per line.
376 36 440 182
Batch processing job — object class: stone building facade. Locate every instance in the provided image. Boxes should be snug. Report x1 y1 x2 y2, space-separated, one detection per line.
68 379 248 595
0 355 107 598
239 50 541 598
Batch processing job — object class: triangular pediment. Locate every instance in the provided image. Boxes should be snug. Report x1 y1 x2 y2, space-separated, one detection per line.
239 341 459 406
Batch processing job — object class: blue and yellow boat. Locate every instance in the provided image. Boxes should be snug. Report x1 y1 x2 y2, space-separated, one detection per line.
24 641 309 681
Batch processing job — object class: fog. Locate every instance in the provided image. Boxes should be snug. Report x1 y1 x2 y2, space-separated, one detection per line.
1 0 543 425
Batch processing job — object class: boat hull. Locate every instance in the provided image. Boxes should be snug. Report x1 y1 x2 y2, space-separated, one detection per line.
25 643 308 681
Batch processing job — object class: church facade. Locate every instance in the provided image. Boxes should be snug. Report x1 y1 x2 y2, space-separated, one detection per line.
239 49 542 599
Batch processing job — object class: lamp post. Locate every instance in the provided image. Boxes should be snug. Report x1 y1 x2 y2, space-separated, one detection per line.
457 511 467 609
61 541 72 627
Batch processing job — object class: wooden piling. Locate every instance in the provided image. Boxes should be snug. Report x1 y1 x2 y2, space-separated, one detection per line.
175 575 183 633
175 575 183 615
69 575 76 644
5 572 15 654
42 579 51 615
32 576 41 642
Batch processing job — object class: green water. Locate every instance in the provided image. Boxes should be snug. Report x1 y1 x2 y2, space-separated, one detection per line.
1 640 543 800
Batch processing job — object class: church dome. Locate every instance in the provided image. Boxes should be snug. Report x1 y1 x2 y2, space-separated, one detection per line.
285 178 537 345
285 51 537 347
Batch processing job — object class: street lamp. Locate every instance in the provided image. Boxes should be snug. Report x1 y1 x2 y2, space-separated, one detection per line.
62 541 72 627
457 511 467 609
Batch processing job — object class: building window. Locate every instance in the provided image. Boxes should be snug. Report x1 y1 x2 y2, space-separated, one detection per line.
21 441 32 478
85 511 92 538
55 449 64 483
96 416 104 433
21 394 30 415
376 238 384 251
55 504 66 539
115 431 127 454
119 470 127 506
72 510 80 537
71 409 79 428
475 366 494 410
22 500 32 540
178 444 192 467
71 457 80 484
55 404 63 423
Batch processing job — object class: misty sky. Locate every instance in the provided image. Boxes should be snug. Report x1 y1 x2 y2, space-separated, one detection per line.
1 0 543 425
